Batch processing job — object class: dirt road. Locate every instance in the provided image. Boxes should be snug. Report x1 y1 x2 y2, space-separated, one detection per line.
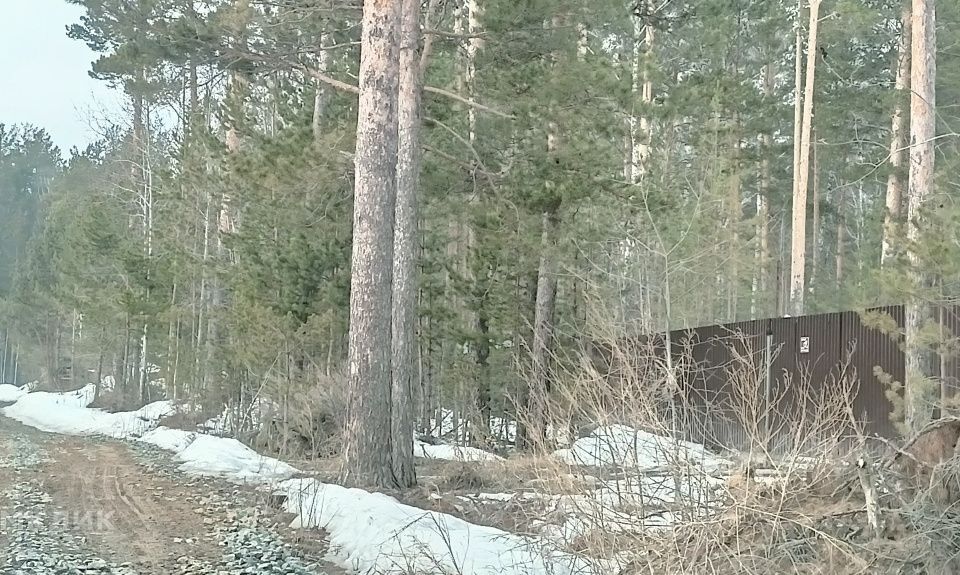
0 414 342 574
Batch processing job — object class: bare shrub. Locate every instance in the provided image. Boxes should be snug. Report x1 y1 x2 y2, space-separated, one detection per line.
498 302 960 573
252 368 349 459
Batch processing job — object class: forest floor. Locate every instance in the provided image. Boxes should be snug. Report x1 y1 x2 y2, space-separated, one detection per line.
7 384 960 574
0 413 345 575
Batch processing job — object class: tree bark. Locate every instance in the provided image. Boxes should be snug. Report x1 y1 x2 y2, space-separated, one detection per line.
881 3 912 267
312 32 331 141
390 0 422 488
811 129 820 288
904 0 937 432
628 3 654 184
727 114 742 321
789 0 820 316
343 0 402 488
836 186 845 291
521 210 559 451
224 0 250 154
755 61 774 318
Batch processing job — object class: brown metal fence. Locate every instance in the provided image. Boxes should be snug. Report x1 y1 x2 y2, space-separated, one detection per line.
592 305 960 451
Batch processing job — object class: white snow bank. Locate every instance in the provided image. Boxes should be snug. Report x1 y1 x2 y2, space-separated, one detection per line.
2 385 174 438
139 426 198 452
0 384 26 403
140 427 296 481
414 440 503 462
280 477 601 575
553 424 729 471
176 434 298 481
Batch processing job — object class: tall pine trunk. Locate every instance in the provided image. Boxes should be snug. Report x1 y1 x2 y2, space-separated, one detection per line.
904 0 936 432
343 0 403 488
881 3 912 267
754 61 774 317
789 0 821 316
390 0 423 488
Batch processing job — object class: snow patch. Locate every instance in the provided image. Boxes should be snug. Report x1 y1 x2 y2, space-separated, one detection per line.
139 426 198 453
414 440 503 462
553 424 729 471
175 434 298 481
0 384 26 403
1 385 174 438
279 477 601 575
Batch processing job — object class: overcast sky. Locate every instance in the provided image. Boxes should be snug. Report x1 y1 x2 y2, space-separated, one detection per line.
0 0 122 152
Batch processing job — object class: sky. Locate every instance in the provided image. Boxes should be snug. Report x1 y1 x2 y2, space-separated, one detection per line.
0 0 122 152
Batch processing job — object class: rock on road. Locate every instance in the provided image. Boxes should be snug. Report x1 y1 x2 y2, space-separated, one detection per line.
0 413 343 575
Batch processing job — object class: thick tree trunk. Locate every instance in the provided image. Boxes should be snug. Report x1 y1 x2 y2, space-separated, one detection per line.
904 0 937 432
882 3 912 267
343 0 402 488
789 0 821 316
390 0 422 488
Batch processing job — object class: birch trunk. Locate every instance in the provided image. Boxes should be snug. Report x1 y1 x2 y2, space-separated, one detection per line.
904 0 937 432
789 0 820 316
881 3 912 267
343 0 402 488
628 4 654 184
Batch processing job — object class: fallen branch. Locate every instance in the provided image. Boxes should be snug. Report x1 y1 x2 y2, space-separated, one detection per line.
855 455 883 539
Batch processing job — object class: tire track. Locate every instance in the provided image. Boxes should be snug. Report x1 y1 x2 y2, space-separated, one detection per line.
41 441 223 571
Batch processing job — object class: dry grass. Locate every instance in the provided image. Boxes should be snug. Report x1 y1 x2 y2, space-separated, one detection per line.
456 321 960 574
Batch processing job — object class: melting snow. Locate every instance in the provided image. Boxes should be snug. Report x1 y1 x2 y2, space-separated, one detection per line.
2 385 174 438
0 384 26 403
553 424 730 471
414 440 503 462
280 477 601 575
2 386 607 574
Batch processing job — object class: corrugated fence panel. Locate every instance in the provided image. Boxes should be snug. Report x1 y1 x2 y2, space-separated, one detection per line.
598 304 960 450
938 305 960 406
843 306 903 438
